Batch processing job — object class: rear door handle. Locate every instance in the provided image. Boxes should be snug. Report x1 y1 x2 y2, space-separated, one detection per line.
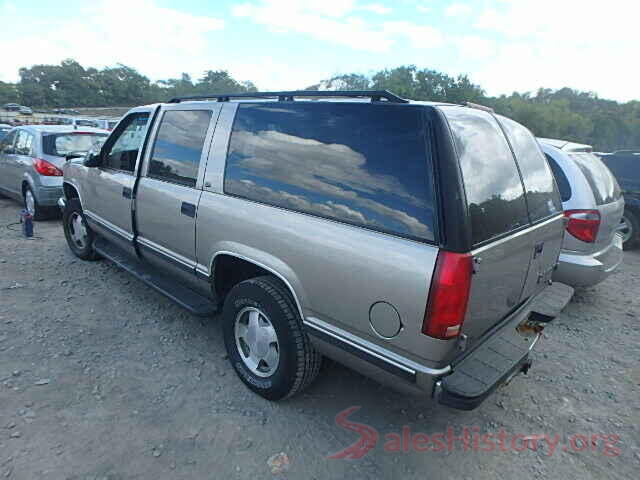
533 242 544 258
122 187 132 199
181 202 196 218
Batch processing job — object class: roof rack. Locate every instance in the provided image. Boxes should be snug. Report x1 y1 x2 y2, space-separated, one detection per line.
167 90 408 104
613 149 640 155
463 101 494 113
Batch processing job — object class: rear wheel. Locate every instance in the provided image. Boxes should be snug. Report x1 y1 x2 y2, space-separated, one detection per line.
23 185 52 221
619 209 639 250
62 198 100 261
222 275 322 400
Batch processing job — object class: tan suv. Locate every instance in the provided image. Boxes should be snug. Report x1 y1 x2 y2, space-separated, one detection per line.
59 91 568 409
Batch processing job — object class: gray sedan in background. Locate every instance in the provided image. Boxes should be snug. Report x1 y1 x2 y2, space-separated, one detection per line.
0 125 108 219
539 138 624 287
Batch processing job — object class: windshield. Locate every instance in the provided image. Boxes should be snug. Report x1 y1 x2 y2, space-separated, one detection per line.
570 152 621 205
43 133 108 156
76 119 98 127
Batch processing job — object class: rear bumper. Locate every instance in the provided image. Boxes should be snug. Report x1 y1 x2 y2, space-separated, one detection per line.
35 185 64 207
553 235 623 287
305 284 573 409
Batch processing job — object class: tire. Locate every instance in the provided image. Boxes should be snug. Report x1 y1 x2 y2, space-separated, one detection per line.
23 185 52 221
62 198 100 261
222 275 322 400
620 208 640 250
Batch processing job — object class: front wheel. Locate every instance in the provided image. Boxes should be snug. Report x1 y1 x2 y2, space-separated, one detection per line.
62 198 100 261
222 276 322 400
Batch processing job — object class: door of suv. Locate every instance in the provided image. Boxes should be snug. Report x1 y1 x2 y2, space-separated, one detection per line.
83 110 152 256
135 104 220 292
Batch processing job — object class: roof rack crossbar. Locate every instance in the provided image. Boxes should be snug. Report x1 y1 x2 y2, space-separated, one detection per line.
167 90 408 104
463 101 494 113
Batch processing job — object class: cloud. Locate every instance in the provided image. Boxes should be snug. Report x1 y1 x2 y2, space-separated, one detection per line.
445 3 472 17
0 0 224 83
361 3 392 15
232 0 443 52
468 0 640 101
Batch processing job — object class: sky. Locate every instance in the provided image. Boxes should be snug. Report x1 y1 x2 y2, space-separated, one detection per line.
0 0 638 102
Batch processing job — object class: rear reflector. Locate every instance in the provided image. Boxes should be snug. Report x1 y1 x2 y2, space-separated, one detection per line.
422 251 473 340
564 209 600 243
33 158 63 176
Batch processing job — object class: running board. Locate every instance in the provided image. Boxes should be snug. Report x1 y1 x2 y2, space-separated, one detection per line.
94 239 219 317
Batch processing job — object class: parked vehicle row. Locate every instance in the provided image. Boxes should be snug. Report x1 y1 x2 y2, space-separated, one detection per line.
2 90 629 411
597 149 640 249
539 139 624 287
0 125 108 219
3 103 32 115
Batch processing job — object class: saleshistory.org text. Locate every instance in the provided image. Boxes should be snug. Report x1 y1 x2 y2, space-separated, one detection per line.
329 407 621 460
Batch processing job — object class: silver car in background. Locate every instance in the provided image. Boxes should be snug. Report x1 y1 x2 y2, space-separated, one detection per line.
0 125 108 219
539 138 624 287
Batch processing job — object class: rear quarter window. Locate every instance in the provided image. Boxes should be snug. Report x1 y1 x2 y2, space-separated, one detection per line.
224 102 437 242
570 153 621 205
544 153 572 202
497 115 562 221
443 107 529 245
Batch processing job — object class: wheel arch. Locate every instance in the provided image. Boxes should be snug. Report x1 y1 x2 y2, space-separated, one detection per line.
210 250 306 321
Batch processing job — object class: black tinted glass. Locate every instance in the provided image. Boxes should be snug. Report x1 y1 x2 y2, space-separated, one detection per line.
444 107 528 245
599 154 639 192
497 116 562 221
544 153 571 202
148 110 211 187
224 103 436 242
570 153 621 205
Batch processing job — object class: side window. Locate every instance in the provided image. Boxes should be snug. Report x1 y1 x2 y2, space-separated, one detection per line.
15 131 34 156
497 115 562 221
224 103 437 242
444 107 528 245
544 153 572 202
102 113 150 172
148 110 212 188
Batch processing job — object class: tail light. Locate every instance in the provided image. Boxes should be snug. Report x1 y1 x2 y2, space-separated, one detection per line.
564 209 600 243
33 158 63 176
422 251 473 339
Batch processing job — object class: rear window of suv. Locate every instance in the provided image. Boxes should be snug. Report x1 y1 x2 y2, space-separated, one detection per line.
443 107 529 245
224 102 437 242
570 153 621 205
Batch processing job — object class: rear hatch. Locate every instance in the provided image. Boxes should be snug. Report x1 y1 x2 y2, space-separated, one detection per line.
439 107 564 348
568 152 624 253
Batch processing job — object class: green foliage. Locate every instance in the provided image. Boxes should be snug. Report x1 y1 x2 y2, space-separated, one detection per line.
4 60 638 151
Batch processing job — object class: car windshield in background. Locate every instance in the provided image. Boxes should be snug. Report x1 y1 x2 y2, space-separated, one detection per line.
43 133 108 156
76 120 98 127
570 152 621 205
0 128 10 140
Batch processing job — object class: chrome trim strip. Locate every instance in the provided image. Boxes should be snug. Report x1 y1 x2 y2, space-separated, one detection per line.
84 211 134 242
195 264 209 278
210 250 305 320
304 316 451 377
471 214 564 255
137 236 195 269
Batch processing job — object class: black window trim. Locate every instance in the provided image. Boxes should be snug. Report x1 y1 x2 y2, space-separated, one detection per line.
222 102 439 246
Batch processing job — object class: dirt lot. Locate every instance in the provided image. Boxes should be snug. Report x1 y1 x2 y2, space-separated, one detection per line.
0 196 638 479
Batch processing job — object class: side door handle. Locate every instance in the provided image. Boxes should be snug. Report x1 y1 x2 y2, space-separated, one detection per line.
122 187 132 199
181 202 196 218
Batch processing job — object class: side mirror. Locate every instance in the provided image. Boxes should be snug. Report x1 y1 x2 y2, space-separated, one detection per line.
83 152 102 167
65 152 85 162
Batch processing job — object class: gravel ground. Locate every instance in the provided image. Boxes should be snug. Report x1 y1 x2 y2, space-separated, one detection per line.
0 196 638 479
